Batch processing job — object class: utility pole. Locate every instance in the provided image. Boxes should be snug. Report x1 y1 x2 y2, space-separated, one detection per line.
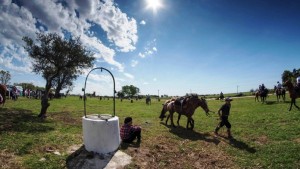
237 85 239 94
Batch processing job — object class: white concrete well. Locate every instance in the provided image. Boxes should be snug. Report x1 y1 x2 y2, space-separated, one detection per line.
82 114 121 154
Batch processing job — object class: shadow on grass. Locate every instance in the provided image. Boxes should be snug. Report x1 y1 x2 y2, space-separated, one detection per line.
0 107 54 133
217 135 256 153
229 138 256 153
160 122 219 145
119 141 141 150
265 101 277 105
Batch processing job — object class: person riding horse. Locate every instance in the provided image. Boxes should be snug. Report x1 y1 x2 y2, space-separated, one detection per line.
258 83 268 103
277 81 282 90
275 81 286 102
259 84 265 92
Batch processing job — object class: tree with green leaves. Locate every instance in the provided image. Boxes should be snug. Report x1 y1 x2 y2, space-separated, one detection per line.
23 32 95 118
117 91 125 99
281 68 300 83
0 70 11 85
121 85 140 98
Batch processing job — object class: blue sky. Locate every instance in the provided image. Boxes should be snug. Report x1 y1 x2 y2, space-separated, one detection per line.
0 0 299 96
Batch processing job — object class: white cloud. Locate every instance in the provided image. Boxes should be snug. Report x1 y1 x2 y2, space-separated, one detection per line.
0 0 38 46
0 44 32 72
131 60 138 67
123 72 134 79
138 52 146 58
91 0 138 52
140 20 146 25
138 39 157 58
0 0 137 74
153 78 157 81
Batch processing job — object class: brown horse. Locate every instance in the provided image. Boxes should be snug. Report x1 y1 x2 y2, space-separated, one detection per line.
0 84 7 106
255 91 260 102
159 95 210 130
255 89 268 103
274 87 286 102
283 80 300 111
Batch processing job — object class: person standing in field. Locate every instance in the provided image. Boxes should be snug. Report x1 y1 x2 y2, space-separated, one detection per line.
214 97 233 139
120 117 141 143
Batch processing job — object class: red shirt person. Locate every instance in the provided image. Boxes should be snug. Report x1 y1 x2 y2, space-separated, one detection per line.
120 117 141 143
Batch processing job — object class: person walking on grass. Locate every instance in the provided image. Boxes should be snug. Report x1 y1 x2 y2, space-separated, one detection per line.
214 97 233 139
120 117 141 143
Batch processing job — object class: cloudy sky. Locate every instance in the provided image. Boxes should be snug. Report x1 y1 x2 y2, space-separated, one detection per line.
0 0 300 96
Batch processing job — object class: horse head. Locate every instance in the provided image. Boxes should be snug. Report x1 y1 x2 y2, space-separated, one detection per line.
159 100 174 120
197 97 210 116
283 80 293 89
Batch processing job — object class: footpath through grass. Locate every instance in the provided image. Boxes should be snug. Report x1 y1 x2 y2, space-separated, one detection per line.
0 95 299 168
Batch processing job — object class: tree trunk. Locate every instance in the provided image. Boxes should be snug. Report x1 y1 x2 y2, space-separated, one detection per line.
38 82 51 118
54 85 62 98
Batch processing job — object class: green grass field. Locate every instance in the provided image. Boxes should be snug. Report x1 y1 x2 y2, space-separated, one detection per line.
0 94 299 168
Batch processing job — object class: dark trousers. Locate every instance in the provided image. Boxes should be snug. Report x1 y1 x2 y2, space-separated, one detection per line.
215 116 231 132
122 130 141 143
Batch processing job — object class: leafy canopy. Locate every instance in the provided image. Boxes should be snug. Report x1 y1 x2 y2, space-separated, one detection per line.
23 32 95 92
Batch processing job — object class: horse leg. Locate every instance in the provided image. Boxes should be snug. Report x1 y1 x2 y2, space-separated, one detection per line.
293 99 300 110
289 99 294 111
186 118 194 130
170 111 176 128
190 118 194 130
166 114 170 125
186 119 189 129
177 113 181 126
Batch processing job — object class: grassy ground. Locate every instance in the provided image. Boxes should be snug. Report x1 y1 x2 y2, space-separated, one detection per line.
0 94 299 168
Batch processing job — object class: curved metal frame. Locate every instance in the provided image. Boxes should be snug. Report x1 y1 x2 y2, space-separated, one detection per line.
83 67 116 118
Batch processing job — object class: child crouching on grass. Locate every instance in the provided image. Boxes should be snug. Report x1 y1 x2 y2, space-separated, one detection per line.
120 117 141 143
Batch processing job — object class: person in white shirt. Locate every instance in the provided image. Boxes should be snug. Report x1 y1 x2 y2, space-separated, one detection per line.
277 81 282 89
297 76 300 87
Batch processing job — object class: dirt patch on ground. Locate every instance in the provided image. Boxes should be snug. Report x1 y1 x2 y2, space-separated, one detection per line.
121 134 237 169
293 138 300 144
253 135 269 145
49 111 81 125
0 149 21 169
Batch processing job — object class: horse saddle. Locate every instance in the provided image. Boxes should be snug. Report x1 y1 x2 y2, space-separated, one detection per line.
174 97 188 112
